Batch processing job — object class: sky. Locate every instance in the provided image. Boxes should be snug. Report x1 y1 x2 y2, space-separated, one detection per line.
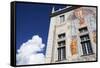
16 2 66 55
15 2 66 65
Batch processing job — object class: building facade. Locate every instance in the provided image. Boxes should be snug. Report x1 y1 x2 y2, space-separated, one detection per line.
45 6 97 63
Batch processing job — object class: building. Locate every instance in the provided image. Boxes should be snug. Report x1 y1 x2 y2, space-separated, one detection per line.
45 6 97 63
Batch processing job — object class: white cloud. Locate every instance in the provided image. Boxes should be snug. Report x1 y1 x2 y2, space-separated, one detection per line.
16 35 45 65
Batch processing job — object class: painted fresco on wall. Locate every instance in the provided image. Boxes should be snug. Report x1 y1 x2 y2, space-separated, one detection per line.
70 36 77 56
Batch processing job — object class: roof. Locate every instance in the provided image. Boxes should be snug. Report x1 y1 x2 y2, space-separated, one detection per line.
50 6 81 17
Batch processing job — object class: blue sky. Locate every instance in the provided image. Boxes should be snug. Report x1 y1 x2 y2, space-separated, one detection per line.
16 2 66 55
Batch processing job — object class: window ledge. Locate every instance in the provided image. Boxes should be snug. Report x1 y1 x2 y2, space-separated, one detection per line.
81 53 95 57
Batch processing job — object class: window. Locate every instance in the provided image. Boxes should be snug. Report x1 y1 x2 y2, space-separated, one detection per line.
81 42 87 55
79 27 93 55
86 41 93 54
60 15 65 23
58 33 65 39
58 40 65 46
58 46 66 61
57 33 66 61
80 34 89 42
79 27 88 33
80 34 93 55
